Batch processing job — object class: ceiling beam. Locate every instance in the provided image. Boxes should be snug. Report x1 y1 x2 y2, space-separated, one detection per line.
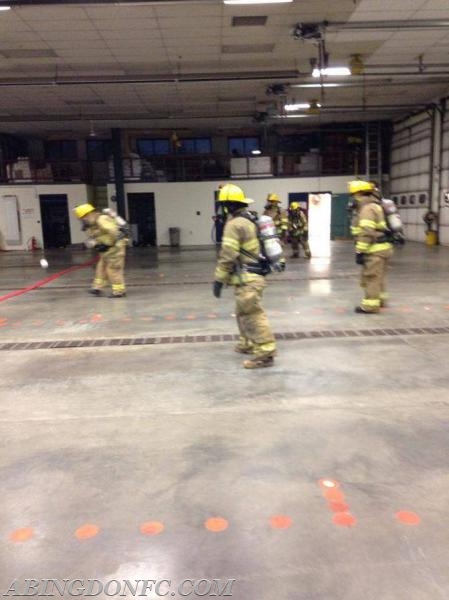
0 0 203 5
0 104 429 123
326 19 449 30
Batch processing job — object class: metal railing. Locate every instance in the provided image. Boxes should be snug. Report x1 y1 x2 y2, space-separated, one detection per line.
2 149 365 185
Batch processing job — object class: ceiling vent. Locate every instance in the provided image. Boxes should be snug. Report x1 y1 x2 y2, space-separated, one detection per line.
222 44 274 54
0 49 58 59
232 16 267 26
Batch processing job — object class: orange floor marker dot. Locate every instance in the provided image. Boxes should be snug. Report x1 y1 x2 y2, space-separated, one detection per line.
140 521 164 536
9 527 34 543
332 512 357 527
205 517 229 532
90 314 103 323
323 488 345 503
328 501 350 513
75 524 100 540
207 314 217 319
396 511 421 525
270 515 293 530
165 315 176 321
185 315 196 320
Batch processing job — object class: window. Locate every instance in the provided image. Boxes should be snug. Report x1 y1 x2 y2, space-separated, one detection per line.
409 194 416 205
178 138 211 154
228 136 260 156
45 140 78 161
419 193 427 205
86 139 112 161
392 196 399 205
137 139 170 156
400 195 407 206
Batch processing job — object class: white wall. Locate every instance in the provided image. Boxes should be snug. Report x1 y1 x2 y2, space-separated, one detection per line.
390 113 432 244
108 176 350 247
439 110 449 246
390 99 449 247
0 184 92 250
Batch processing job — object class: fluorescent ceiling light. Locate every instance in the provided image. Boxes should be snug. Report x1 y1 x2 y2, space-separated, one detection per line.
251 149 262 155
285 102 321 111
224 0 292 5
0 6 11 10
273 114 310 119
312 67 351 77
291 83 342 88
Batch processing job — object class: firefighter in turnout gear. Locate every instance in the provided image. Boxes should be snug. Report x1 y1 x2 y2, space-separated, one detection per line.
74 203 128 298
288 202 311 259
213 184 277 369
348 180 394 313
263 193 289 240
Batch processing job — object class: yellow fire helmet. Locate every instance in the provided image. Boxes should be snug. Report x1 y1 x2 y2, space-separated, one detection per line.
74 203 96 219
348 180 375 195
290 202 300 210
266 192 280 203
218 184 253 204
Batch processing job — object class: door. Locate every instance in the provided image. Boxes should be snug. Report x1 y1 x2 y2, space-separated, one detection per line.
213 189 224 244
39 194 71 248
127 193 156 246
331 193 351 239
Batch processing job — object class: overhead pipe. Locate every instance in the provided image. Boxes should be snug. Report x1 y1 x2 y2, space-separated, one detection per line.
0 70 301 88
1 69 449 90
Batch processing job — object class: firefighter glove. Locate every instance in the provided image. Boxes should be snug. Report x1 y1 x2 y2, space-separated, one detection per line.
213 281 223 298
392 232 405 245
355 252 366 265
95 243 110 253
376 232 394 244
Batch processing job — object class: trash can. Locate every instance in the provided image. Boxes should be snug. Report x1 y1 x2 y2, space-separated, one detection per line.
169 227 180 247
425 230 438 246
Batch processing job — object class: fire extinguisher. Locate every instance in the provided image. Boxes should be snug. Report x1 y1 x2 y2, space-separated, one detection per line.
29 236 39 251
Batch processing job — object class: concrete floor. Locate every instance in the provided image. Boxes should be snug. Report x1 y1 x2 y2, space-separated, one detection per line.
1 242 449 599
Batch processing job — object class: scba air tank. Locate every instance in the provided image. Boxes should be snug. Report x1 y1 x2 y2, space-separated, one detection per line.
103 207 127 228
381 199 403 233
257 215 283 264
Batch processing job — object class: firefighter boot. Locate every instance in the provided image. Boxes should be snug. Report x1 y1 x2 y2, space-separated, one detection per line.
354 306 378 314
243 355 274 369
88 288 102 296
234 345 254 354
